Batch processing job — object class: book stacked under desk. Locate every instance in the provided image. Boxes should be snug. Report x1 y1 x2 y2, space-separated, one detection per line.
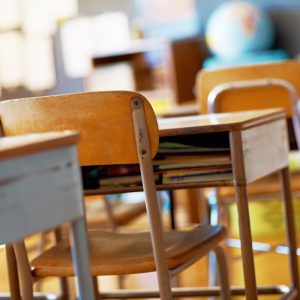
82 137 233 190
154 141 232 184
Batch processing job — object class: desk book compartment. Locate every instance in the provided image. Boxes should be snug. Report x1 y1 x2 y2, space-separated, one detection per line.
157 132 232 184
82 132 233 190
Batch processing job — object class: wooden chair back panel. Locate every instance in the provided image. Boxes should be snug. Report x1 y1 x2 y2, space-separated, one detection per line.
197 60 300 114
0 91 159 166
211 86 293 115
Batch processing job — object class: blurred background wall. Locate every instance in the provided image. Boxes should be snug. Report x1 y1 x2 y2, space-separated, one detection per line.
2 0 300 104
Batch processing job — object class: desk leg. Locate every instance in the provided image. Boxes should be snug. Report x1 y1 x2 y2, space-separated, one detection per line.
70 217 95 300
5 244 21 300
169 190 176 229
231 131 257 300
234 184 257 299
279 167 300 296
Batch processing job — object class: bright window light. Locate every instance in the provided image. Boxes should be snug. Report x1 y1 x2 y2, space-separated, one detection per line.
0 0 20 30
91 11 131 54
22 0 78 35
22 0 56 34
88 63 135 91
50 0 78 20
60 17 92 78
23 36 56 91
60 11 131 78
0 32 23 88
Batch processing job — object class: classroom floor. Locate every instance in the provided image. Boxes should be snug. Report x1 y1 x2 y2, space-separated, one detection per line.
1 194 300 300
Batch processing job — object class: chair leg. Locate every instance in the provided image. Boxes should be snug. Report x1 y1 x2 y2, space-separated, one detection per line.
170 275 180 288
69 217 95 300
5 245 21 300
54 228 72 299
207 188 220 292
117 275 125 289
213 246 231 300
168 190 176 230
279 168 300 295
92 276 99 299
59 277 70 300
208 251 219 288
13 241 34 300
103 195 117 231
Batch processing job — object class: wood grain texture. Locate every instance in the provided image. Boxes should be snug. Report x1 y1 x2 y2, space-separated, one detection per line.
158 108 285 137
31 224 226 277
0 145 83 244
209 84 293 116
0 131 79 160
0 91 159 166
239 119 289 183
197 60 300 114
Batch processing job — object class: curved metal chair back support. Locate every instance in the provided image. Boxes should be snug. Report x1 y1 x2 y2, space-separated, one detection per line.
208 78 300 149
197 60 300 113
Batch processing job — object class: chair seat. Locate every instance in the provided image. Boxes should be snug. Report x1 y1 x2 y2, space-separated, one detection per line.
31 224 226 277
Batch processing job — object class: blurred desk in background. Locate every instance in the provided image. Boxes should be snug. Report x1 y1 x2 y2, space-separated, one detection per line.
89 37 207 105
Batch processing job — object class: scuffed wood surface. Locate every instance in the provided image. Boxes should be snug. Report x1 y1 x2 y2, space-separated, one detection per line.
0 143 83 244
240 119 289 183
0 131 79 160
158 109 285 137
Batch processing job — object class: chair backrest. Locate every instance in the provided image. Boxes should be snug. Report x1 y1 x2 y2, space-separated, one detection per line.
0 91 159 166
196 60 300 114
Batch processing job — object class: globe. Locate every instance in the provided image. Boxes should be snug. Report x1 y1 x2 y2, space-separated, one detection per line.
205 1 275 58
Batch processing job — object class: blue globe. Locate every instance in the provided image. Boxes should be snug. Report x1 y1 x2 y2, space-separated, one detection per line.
205 1 275 58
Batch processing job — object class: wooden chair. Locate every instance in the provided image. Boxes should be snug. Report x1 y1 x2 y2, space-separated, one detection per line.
197 60 300 116
196 60 300 235
0 91 230 299
0 132 94 300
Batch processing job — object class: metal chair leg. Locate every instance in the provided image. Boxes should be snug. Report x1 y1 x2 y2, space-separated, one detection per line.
5 245 21 300
214 246 231 300
279 168 300 296
92 277 99 299
13 241 34 300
